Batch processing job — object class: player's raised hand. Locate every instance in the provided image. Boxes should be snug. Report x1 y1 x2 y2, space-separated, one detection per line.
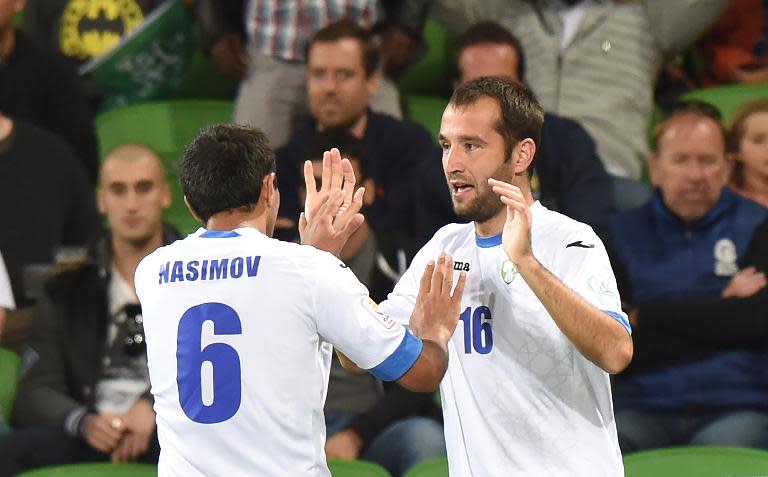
300 188 364 257
410 253 467 348
300 148 365 255
489 178 533 266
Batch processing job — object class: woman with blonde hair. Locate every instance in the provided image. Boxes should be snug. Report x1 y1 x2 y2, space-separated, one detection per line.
729 99 768 208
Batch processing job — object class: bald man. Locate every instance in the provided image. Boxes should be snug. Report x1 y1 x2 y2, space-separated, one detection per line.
0 145 178 476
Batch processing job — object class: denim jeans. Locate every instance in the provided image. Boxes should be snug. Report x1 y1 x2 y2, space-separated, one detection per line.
616 408 768 454
325 410 446 477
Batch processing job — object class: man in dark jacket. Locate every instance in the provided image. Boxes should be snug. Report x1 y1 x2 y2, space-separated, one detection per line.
609 102 768 453
0 144 176 475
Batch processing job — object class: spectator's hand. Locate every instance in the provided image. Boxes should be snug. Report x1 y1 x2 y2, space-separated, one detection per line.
325 429 363 460
490 179 533 266
628 308 639 327
722 266 767 298
111 399 156 463
83 413 126 454
381 25 418 79
300 148 364 256
410 253 467 346
210 33 248 79
732 66 768 85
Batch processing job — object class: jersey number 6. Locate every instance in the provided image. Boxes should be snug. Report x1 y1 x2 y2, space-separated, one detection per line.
177 302 242 424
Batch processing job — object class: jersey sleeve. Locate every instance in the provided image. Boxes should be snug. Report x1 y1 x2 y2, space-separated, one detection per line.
558 228 631 335
311 253 423 381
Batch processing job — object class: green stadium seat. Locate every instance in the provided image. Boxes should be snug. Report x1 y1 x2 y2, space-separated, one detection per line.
328 459 392 477
0 347 21 424
623 446 768 477
402 95 447 142
681 84 768 123
402 457 448 477
95 100 235 234
397 18 454 99
15 463 157 477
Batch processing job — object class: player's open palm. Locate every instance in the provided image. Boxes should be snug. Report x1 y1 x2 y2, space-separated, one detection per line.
300 148 364 255
489 178 532 265
411 254 467 347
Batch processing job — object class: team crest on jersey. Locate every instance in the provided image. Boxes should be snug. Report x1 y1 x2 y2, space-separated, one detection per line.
713 238 738 276
500 259 518 284
361 297 397 329
588 276 619 307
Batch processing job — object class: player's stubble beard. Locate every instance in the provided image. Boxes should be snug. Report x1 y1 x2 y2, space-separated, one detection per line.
450 161 515 224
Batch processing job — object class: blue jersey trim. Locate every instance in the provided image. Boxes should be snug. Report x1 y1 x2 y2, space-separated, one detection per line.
604 310 632 335
475 233 502 248
201 230 241 238
368 329 423 381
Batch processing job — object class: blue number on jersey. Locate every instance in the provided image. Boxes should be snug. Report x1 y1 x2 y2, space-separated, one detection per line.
459 306 493 354
177 302 242 424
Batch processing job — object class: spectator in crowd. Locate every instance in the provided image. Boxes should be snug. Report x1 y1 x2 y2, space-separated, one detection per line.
1 0 99 183
276 19 440 263
729 98 768 208
699 0 768 86
295 131 445 477
0 251 14 343
428 0 728 209
449 21 615 233
0 112 99 327
608 101 768 453
195 0 430 148
0 144 177 476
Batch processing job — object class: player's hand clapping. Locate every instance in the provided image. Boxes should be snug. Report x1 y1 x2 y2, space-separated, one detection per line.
300 148 365 256
410 253 467 349
490 178 534 267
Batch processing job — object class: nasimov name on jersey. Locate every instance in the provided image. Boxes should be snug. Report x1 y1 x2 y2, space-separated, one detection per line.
158 256 261 285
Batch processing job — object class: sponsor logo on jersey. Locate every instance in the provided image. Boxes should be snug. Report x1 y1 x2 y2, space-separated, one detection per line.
361 297 397 329
566 240 595 249
453 261 471 272
713 238 738 276
500 259 518 284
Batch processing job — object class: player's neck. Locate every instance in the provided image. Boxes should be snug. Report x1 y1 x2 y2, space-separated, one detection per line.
206 209 270 236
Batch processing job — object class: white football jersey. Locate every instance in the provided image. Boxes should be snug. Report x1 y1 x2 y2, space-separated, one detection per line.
135 227 422 477
381 202 629 476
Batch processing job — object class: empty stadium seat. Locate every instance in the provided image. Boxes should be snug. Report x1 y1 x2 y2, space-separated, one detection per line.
0 347 21 424
682 84 768 122
327 459 392 477
15 463 157 477
402 457 448 477
397 18 454 99
623 446 768 477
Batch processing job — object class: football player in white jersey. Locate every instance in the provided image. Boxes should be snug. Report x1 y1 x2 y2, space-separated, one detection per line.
311 77 634 475
134 124 466 476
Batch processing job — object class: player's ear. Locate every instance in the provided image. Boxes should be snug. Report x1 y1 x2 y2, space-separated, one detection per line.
513 138 536 175
262 172 278 207
183 196 203 222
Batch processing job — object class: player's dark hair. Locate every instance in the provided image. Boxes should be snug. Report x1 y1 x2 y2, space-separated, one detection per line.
306 19 380 77
453 22 526 82
180 124 275 223
449 77 543 171
652 100 725 152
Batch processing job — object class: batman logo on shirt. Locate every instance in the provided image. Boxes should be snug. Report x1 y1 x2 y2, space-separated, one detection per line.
59 0 145 61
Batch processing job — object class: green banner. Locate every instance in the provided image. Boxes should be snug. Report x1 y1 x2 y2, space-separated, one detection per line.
80 0 198 109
